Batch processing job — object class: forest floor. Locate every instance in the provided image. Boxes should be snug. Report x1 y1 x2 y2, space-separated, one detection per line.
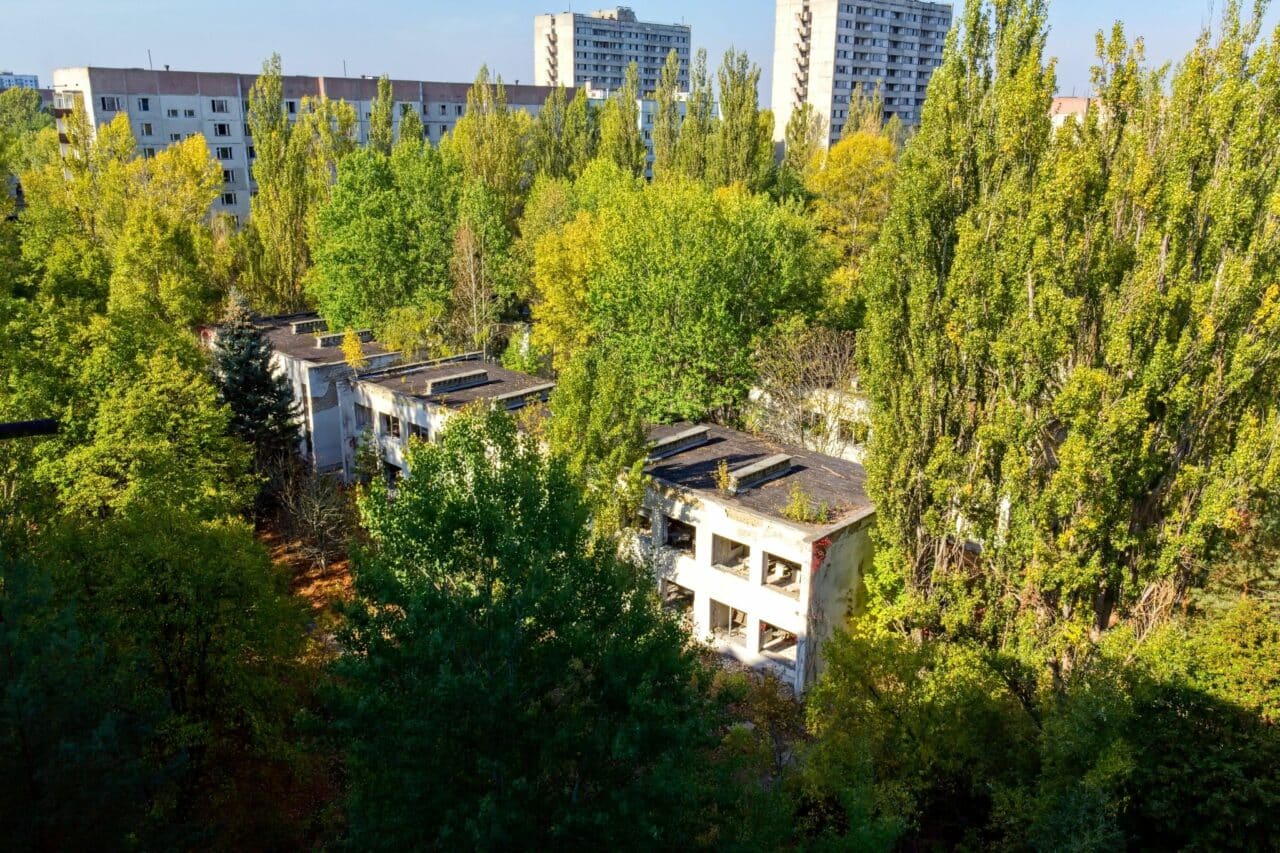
260 520 353 610
259 518 354 662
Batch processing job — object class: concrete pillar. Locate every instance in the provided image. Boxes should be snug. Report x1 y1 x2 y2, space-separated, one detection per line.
748 546 765 586
746 614 762 654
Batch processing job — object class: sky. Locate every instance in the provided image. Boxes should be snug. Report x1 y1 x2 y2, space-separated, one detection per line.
5 1 1278 103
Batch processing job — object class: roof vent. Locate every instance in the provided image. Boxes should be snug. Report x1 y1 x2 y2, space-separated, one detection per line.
493 382 556 410
291 318 327 335
727 454 793 494
648 425 710 460
316 329 373 349
425 369 489 395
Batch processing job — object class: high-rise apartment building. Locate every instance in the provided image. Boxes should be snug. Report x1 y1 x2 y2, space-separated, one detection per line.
771 0 952 146
52 67 556 222
534 7 691 94
0 71 40 91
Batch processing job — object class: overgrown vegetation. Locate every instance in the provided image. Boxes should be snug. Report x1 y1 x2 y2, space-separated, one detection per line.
2 7 1278 847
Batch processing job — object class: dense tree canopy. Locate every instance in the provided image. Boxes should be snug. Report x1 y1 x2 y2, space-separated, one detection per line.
2 18 1278 849
532 178 831 421
333 408 726 849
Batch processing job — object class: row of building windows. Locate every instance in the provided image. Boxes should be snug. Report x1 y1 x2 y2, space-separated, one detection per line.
845 3 950 26
101 94 485 122
845 20 945 39
583 27 688 43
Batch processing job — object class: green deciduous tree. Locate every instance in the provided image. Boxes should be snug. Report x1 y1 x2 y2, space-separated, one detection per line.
368 73 394 155
563 85 598 178
397 103 423 144
244 54 356 312
332 407 722 849
530 84 570 178
673 48 715 181
444 66 529 222
532 179 830 420
597 61 645 177
46 346 254 520
547 348 648 539
805 105 897 328
709 49 773 191
307 149 423 329
0 86 52 181
651 49 683 180
307 141 457 334
0 552 155 850
779 102 825 191
808 1 1280 846
862 0 1280 659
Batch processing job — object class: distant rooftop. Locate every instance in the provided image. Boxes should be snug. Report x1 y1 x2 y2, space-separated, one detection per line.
645 423 874 536
53 67 556 104
259 313 393 366
357 355 554 411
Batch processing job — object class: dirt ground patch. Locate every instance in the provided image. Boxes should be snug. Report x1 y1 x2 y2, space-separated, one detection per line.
260 521 353 609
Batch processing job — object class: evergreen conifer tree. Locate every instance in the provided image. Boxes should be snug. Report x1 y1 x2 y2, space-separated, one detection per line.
211 293 300 477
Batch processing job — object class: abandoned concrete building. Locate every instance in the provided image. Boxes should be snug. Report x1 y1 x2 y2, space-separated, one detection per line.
261 314 400 476
259 313 874 693
634 423 875 694
263 313 555 483
350 357 555 482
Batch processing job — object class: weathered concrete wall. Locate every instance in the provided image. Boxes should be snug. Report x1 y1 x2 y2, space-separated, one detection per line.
804 518 872 686
348 379 453 480
640 484 871 693
270 350 400 474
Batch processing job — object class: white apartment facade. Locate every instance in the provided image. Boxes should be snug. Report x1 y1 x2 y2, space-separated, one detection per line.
772 0 952 146
0 71 39 91
636 423 875 694
51 67 556 222
535 7 691 94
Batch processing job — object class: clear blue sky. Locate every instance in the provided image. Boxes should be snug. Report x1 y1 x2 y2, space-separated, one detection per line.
7 1 1277 102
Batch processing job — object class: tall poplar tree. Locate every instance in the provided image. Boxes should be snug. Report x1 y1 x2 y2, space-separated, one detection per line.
445 66 528 221
530 85 569 178
368 73 394 155
563 86 598 178
651 50 683 180
397 104 423 143
244 54 356 312
708 49 773 190
673 48 714 181
597 62 645 177
861 0 1280 662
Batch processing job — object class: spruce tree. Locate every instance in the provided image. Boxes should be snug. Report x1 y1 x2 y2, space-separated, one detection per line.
212 293 300 476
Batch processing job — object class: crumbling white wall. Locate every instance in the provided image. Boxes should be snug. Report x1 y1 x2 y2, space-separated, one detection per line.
640 484 873 694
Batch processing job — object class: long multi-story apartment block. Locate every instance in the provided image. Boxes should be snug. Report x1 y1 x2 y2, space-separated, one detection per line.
534 7 691 94
51 67 556 222
772 0 952 146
